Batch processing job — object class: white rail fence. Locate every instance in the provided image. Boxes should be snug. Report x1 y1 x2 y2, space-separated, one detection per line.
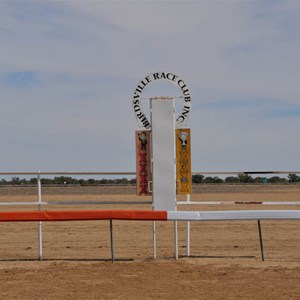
0 171 300 261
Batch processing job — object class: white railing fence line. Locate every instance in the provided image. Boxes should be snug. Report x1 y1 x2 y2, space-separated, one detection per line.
0 171 299 261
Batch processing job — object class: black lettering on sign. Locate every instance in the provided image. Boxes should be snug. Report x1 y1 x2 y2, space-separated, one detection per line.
133 72 192 129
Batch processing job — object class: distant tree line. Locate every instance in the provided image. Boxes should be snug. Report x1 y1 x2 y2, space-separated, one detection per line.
0 176 137 186
192 174 300 184
0 174 299 186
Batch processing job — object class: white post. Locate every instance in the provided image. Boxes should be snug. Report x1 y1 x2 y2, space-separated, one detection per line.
186 194 191 257
150 97 177 259
153 221 156 259
150 97 177 211
174 220 178 260
37 172 43 261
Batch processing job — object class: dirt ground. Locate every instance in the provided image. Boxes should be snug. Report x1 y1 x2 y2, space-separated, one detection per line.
0 184 299 299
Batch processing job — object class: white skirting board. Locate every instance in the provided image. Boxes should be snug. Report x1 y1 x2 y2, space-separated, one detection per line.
167 210 300 221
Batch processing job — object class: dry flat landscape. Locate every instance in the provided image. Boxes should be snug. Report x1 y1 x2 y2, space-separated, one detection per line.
0 184 299 299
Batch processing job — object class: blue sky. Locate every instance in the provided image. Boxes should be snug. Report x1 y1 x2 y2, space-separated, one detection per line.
0 1 299 174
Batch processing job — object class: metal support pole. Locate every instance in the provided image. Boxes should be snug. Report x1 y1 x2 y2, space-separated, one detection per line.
37 172 43 261
174 220 178 260
110 219 115 262
38 222 42 261
257 220 265 261
153 221 156 259
186 194 191 257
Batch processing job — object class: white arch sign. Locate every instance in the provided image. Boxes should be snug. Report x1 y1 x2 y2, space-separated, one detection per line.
132 72 191 129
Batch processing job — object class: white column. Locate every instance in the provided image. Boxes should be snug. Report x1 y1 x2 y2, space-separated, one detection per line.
150 97 176 211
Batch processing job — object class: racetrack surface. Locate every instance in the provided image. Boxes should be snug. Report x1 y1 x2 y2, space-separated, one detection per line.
0 184 299 299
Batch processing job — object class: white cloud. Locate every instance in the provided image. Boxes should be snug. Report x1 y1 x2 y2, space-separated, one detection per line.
0 0 299 172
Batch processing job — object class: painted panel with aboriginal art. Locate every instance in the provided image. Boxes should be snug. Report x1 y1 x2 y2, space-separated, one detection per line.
176 128 192 194
136 130 152 195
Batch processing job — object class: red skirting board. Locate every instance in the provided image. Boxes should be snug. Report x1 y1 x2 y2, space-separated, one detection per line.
0 210 168 222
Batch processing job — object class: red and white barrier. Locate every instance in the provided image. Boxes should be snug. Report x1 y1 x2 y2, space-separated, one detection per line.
177 201 300 205
0 209 299 222
0 210 167 222
167 210 300 221
0 209 299 261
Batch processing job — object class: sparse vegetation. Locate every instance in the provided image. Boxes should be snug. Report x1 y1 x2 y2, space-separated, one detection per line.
0 176 137 186
0 174 299 186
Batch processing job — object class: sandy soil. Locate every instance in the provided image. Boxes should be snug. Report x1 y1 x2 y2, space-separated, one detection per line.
0 184 299 299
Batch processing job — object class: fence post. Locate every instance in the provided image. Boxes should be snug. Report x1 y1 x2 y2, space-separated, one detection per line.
174 220 178 260
257 220 265 261
110 219 115 262
153 221 157 259
186 194 191 257
37 171 43 261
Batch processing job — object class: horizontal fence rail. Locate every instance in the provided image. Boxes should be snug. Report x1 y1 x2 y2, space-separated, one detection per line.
0 171 299 261
0 170 300 176
0 172 136 176
168 210 300 221
192 171 300 175
0 201 152 206
1 210 300 222
177 201 300 205
0 210 168 222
